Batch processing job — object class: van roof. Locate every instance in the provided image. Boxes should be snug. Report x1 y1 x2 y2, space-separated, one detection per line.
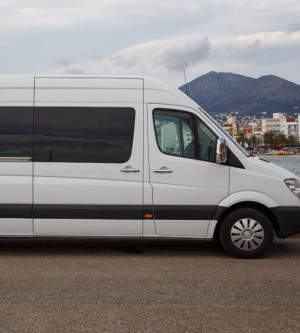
0 74 200 109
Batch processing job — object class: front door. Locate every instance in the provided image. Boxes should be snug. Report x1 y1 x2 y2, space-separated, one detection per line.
148 104 229 237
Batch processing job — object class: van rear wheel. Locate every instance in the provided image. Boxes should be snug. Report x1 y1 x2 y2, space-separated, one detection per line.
219 208 273 258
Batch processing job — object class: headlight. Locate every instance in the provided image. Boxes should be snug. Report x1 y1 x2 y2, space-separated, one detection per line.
284 178 300 199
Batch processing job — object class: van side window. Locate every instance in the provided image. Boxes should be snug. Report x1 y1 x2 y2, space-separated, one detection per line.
196 118 217 162
34 107 135 163
0 106 33 159
153 110 196 159
153 109 217 163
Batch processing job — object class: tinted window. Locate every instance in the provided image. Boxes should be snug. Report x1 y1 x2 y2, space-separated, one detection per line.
34 107 135 163
153 109 217 163
153 110 195 159
0 107 33 159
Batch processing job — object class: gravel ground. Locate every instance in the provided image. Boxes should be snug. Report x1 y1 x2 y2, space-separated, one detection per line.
0 236 299 333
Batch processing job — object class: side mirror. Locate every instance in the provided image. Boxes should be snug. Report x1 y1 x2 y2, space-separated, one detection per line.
216 138 227 164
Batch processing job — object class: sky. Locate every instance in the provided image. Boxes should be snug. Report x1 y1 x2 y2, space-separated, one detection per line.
0 0 300 87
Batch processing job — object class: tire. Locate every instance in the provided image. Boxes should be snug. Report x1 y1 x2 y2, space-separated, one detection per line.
219 208 273 259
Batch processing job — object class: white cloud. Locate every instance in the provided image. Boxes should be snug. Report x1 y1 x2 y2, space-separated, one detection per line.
286 22 300 33
0 1 300 86
1 0 298 34
0 0 213 32
53 29 300 85
53 35 211 77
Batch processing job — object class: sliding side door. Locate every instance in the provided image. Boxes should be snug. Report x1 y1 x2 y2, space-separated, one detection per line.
0 75 33 235
33 77 144 236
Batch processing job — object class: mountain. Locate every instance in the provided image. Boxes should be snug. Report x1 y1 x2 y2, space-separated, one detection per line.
179 72 300 117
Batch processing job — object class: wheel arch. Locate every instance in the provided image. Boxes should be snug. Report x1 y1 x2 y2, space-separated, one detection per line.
213 201 279 238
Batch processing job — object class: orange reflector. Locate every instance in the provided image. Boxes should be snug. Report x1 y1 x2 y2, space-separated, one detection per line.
144 213 153 219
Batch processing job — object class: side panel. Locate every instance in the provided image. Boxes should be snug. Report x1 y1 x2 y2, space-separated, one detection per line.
0 76 34 235
33 77 144 236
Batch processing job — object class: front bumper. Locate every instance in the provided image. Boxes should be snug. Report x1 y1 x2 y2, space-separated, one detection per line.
272 206 300 238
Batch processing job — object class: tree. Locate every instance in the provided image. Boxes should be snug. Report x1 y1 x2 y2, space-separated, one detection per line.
287 135 298 147
250 134 262 147
236 132 246 147
274 133 287 146
263 131 275 146
253 135 262 147
245 137 252 148
263 131 288 147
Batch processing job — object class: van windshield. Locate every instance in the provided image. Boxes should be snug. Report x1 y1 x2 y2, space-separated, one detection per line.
201 109 249 157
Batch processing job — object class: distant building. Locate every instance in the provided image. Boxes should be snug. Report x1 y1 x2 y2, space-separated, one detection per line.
222 116 238 137
261 113 286 133
261 113 299 141
216 112 299 142
252 124 263 138
241 124 253 135
286 120 298 138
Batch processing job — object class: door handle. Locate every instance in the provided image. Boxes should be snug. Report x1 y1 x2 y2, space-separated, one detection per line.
153 167 173 173
120 166 140 173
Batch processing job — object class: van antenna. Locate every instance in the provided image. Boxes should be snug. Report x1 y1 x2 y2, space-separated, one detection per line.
184 70 189 96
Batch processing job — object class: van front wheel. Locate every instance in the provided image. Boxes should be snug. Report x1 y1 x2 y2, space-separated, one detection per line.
219 208 273 258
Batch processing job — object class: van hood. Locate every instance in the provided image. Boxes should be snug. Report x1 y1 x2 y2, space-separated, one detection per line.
231 156 300 207
240 156 300 180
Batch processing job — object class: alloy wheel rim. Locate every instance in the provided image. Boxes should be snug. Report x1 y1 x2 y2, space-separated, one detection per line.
230 218 264 251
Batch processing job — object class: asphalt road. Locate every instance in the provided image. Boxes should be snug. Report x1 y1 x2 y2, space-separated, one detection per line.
0 237 299 333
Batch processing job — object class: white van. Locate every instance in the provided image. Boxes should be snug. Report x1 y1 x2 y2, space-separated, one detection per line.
0 74 299 258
